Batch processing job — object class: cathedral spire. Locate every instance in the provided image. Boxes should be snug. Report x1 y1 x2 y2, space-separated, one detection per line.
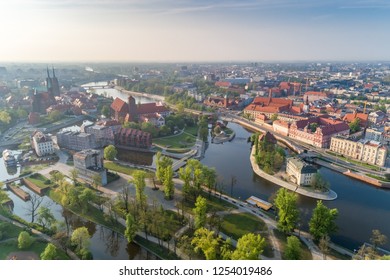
47 66 51 78
52 66 56 77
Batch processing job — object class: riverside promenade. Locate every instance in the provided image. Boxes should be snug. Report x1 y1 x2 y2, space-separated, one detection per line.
249 146 337 200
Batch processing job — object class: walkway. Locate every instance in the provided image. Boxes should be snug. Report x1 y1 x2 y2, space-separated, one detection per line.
250 146 337 201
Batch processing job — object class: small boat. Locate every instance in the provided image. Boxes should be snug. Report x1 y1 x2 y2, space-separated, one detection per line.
2 150 17 167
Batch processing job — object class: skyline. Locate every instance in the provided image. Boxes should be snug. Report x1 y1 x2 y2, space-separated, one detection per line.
1 0 390 62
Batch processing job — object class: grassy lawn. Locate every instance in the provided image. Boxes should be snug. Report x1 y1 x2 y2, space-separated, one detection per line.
104 161 154 178
153 127 197 149
134 235 180 260
220 212 267 240
184 125 199 136
0 239 69 260
48 189 125 234
24 173 52 189
273 230 312 260
0 221 24 239
325 152 381 171
182 192 238 214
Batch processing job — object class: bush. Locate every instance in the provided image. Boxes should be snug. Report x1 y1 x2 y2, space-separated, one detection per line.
18 231 33 249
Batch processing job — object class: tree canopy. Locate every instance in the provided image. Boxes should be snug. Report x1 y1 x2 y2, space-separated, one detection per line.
231 233 265 260
104 145 118 161
274 188 299 233
309 200 338 241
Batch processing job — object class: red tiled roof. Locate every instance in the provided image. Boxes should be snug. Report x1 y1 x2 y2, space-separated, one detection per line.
137 103 169 115
279 82 290 90
215 81 231 88
305 91 327 96
111 97 127 112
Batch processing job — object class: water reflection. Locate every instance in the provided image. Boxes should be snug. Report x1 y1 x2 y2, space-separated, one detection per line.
117 148 155 166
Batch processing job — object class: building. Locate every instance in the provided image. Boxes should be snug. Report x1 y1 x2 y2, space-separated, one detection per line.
56 131 97 151
243 93 293 119
110 96 170 124
30 68 60 113
330 136 387 167
273 120 290 136
343 111 369 128
73 149 107 186
303 91 328 103
31 131 55 157
115 127 152 149
368 111 387 125
365 127 384 143
286 157 317 186
289 117 350 148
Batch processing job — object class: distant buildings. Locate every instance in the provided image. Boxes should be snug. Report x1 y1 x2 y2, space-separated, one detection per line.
286 157 317 186
30 68 60 113
56 131 97 151
288 117 350 148
31 131 55 157
73 149 107 186
243 94 293 119
330 136 387 167
81 120 121 147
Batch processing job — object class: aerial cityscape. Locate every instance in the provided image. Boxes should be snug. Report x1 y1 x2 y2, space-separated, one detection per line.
1 0 390 262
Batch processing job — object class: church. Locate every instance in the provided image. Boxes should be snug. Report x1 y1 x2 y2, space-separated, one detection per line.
30 68 60 113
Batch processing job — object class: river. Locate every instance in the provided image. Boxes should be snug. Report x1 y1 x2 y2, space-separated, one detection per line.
200 122 390 252
89 86 390 252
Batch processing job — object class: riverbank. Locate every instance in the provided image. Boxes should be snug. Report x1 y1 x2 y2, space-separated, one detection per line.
115 86 165 102
249 146 337 200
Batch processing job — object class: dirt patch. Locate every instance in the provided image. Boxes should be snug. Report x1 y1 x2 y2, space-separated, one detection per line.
6 251 39 260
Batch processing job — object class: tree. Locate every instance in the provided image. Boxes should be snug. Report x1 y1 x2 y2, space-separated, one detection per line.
48 110 63 122
71 227 91 253
50 171 64 186
370 229 387 250
92 174 102 189
0 110 11 124
70 168 79 186
231 233 265 260
104 145 117 161
40 243 58 260
78 188 97 213
284 235 301 260
18 231 33 249
26 193 44 223
131 171 147 209
124 213 138 243
101 105 110 117
312 172 330 191
199 127 209 142
309 200 338 241
220 238 233 260
194 196 207 229
37 206 56 231
163 165 174 200
274 188 299 233
155 152 173 183
271 113 278 122
191 227 219 260
141 122 158 137
349 118 360 133
203 167 217 196
319 235 330 260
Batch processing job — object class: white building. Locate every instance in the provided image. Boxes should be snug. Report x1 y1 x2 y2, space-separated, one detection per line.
31 131 55 157
330 136 387 167
286 157 317 186
365 127 384 143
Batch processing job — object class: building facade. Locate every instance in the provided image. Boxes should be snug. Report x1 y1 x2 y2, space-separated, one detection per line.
73 149 107 186
286 157 317 186
330 136 387 167
115 127 152 149
56 131 97 151
31 131 55 157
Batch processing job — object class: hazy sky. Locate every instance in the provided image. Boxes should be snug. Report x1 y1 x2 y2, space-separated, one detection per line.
1 0 390 62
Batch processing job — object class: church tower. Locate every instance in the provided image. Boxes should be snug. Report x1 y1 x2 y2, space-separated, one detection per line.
51 67 60 96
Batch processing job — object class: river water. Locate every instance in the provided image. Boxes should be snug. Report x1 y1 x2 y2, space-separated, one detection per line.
200 122 390 251
89 86 390 251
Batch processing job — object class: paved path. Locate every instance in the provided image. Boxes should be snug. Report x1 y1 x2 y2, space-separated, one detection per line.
250 146 337 200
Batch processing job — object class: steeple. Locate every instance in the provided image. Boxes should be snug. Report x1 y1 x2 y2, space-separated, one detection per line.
47 66 51 78
52 66 56 77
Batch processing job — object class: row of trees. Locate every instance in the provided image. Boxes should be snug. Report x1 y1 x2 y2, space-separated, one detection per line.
274 188 338 259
